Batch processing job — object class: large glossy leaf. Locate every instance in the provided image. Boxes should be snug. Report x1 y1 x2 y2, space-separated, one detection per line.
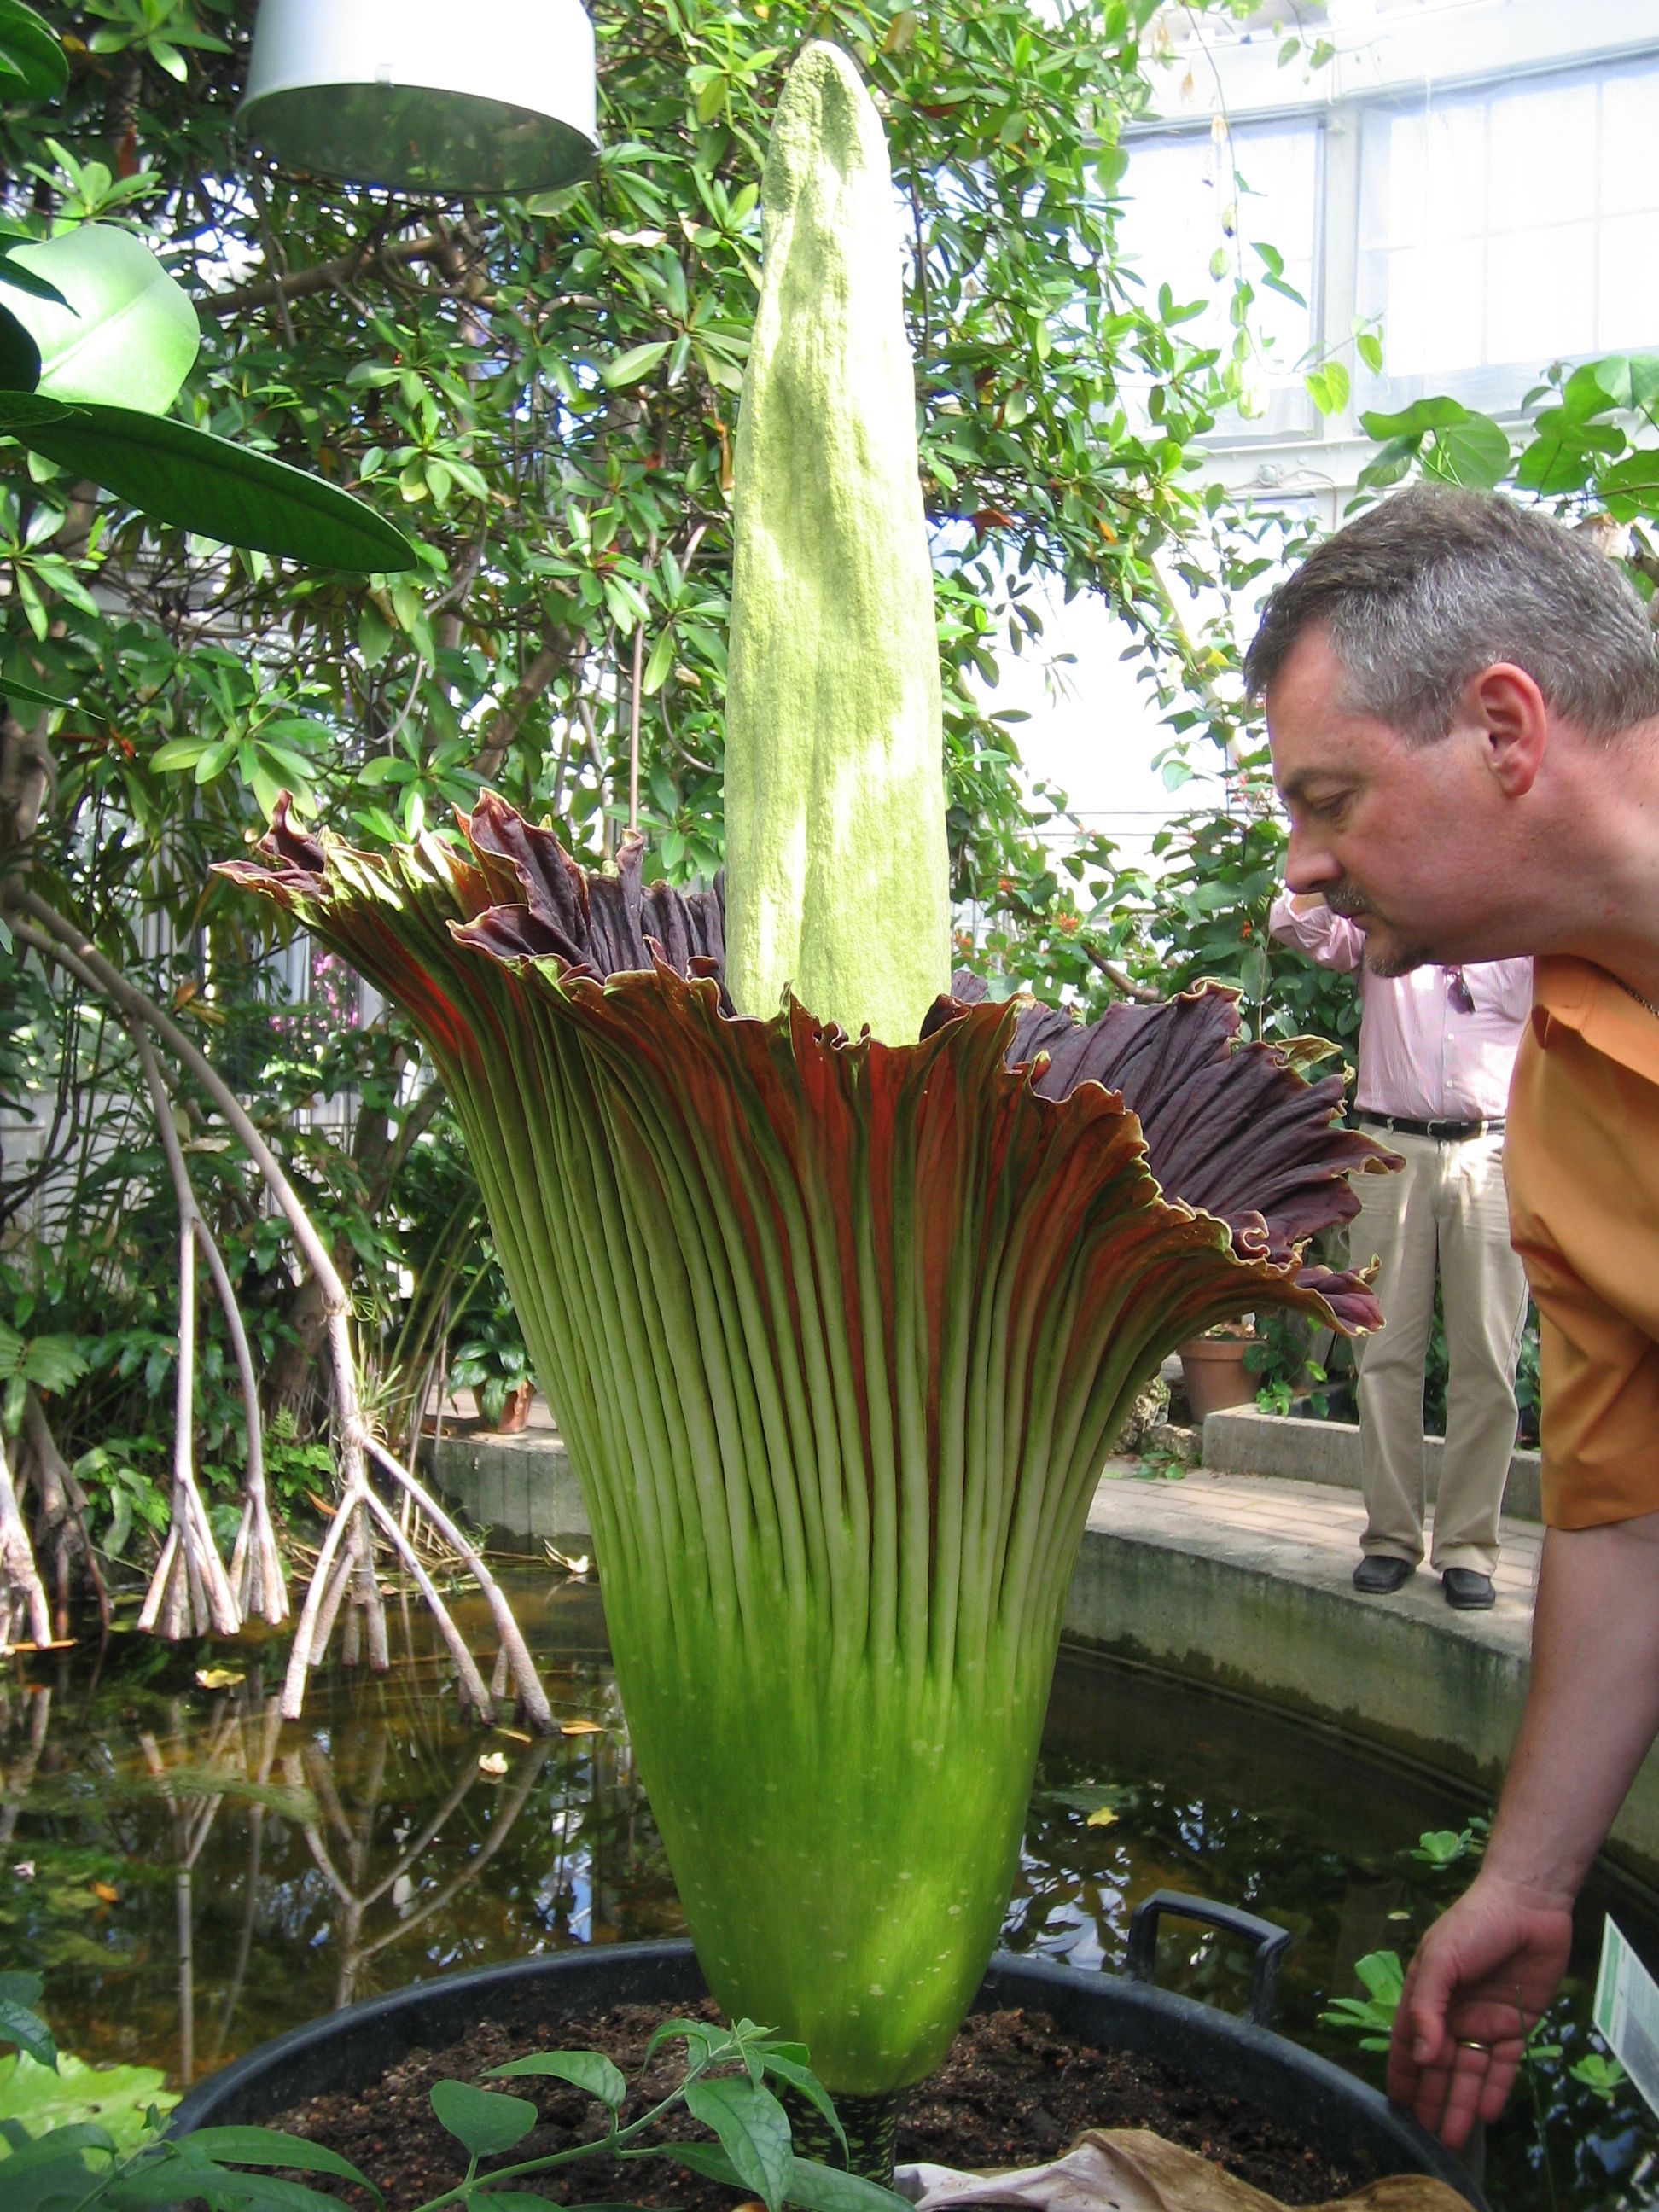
0 393 418 570
2 225 199 411
0 297 37 393
0 2050 172 2156
0 0 64 102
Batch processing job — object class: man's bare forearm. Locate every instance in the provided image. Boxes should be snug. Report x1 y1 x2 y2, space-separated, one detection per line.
1483 1513 1659 1905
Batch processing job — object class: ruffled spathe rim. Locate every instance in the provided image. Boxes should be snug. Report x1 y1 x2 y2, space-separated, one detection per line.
220 793 1391 1333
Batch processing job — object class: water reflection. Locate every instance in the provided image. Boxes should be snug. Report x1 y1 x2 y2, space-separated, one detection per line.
0 1580 682 2083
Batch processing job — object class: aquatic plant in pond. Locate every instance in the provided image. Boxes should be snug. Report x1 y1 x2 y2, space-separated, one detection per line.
222 40 1388 2138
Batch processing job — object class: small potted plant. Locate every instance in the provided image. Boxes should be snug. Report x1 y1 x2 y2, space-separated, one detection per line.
1176 1318 1261 1423
448 1279 534 1433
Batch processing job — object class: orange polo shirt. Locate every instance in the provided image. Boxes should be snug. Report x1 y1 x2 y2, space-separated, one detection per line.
1505 958 1659 1528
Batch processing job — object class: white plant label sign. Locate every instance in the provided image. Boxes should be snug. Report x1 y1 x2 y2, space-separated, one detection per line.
1594 1915 1659 2116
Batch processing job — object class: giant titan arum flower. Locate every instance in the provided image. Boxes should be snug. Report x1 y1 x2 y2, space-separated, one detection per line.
223 40 1390 2164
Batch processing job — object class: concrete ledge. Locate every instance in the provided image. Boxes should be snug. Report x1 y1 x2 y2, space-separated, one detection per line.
1202 1407 1542 1522
1067 1474 1659 1879
425 1428 591 1551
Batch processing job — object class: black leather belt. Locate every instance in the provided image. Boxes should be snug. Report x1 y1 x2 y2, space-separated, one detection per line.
1357 1111 1505 1141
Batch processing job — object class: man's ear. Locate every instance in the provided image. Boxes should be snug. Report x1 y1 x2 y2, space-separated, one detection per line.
1468 662 1547 796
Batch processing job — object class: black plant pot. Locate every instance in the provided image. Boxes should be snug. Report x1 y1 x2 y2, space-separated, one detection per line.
172 1895 1486 2208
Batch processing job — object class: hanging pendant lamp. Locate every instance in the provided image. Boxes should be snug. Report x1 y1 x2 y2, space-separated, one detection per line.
239 0 599 196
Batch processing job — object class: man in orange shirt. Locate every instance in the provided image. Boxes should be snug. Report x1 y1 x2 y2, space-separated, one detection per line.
1245 484 1659 2156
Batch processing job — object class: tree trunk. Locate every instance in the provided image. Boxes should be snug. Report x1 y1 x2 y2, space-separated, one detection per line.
262 1249 339 1428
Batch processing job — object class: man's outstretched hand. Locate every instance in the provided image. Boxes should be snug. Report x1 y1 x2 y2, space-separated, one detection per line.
1386 1871 1575 2150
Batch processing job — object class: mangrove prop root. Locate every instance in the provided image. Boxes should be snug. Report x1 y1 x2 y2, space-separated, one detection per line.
10 897 550 1724
0 1424 51 1652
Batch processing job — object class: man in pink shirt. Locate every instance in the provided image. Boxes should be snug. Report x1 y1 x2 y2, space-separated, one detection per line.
1270 890 1533 1608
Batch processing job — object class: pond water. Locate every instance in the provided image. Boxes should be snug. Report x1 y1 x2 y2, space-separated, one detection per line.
3 1570 1655 2211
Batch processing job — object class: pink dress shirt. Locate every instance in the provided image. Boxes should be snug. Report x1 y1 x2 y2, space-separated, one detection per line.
1267 894 1533 1121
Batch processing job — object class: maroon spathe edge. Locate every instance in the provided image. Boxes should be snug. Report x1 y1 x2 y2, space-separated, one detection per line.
221 794 1392 1331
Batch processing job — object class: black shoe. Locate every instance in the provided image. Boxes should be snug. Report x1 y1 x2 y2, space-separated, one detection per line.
1353 1556 1415 1594
1442 1569 1495 1610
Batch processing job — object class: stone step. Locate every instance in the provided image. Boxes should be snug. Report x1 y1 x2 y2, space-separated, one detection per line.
1200 1407 1543 1522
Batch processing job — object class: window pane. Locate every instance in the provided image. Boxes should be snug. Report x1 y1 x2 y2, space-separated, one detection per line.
1601 75 1659 217
1360 238 1485 378
1121 118 1319 435
1359 104 1487 253
1597 211 1659 352
1487 79 1597 233
1358 58 1659 405
1487 223 1597 364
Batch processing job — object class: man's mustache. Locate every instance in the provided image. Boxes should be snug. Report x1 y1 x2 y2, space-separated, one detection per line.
1324 882 1371 919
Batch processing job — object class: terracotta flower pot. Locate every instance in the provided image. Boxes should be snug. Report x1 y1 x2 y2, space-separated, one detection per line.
473 1379 534 1434
496 1379 534 1434
1177 1336 1260 1423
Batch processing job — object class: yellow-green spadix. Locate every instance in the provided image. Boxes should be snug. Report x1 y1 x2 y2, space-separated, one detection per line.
723 41 951 1044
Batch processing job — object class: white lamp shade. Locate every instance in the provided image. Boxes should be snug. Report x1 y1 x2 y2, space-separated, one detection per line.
239 0 600 195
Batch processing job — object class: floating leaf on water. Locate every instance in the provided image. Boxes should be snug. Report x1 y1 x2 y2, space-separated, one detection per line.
478 1751 509 1776
195 1667 244 1690
1086 1807 1119 1829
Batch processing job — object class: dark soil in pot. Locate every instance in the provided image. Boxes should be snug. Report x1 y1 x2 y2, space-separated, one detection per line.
269 1995 1369 2209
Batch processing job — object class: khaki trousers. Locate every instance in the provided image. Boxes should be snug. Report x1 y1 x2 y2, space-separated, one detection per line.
1349 1129 1528 1575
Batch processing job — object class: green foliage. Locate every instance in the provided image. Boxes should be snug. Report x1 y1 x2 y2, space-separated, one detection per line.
1318 1947 1405 2052
6 224 200 409
1409 1817 1488 1872
0 1318 87 1429
1568 2051 1628 2102
0 0 1250 883
0 1972 55 2068
0 2049 175 2157
448 1273 532 1429
0 3 67 104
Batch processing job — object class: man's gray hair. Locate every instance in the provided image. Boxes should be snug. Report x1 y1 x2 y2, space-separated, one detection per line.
1243 485 1659 742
